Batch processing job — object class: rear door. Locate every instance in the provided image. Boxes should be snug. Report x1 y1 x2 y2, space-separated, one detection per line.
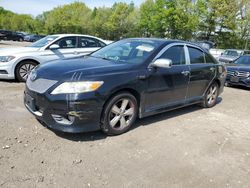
186 45 216 100
144 44 190 112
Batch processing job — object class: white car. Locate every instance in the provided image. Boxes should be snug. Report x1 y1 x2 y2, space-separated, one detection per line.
0 34 111 82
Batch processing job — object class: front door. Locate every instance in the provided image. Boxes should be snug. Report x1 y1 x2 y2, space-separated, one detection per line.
39 36 79 63
144 45 190 113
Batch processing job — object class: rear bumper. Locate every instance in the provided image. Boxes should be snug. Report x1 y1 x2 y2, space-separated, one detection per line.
24 87 104 133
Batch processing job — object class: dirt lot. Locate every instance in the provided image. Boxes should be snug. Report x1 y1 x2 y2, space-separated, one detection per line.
0 80 249 188
0 41 250 187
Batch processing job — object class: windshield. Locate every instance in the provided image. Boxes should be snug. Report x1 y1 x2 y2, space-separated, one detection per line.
90 39 163 64
30 35 58 48
234 56 250 65
223 50 240 56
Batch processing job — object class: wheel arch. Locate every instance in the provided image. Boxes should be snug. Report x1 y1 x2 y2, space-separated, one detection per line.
104 88 141 108
204 78 221 96
100 87 141 121
14 59 40 75
14 59 40 81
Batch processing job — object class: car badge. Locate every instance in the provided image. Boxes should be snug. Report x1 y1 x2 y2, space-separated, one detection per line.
234 71 239 77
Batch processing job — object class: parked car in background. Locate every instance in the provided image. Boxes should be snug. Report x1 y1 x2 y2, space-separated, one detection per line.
24 34 46 42
24 38 227 135
0 30 24 41
0 34 110 82
226 55 250 87
209 48 225 60
195 41 215 50
218 49 250 64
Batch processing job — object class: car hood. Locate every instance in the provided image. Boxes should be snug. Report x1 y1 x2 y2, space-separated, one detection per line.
34 56 135 81
0 47 40 55
219 55 238 61
227 64 250 71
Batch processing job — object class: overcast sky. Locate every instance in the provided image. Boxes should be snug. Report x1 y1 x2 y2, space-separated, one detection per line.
0 0 144 17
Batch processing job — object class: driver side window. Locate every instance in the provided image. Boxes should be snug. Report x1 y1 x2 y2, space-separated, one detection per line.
54 37 77 49
160 45 186 65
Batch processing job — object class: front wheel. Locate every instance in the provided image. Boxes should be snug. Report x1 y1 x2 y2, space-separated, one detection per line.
201 82 219 108
101 92 138 136
15 61 38 82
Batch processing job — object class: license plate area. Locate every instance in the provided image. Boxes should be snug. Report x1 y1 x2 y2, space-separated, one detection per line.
25 93 36 111
230 76 239 83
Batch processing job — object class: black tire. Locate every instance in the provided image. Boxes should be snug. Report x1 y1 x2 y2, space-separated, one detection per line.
15 61 38 82
101 92 138 136
225 82 232 87
201 82 219 108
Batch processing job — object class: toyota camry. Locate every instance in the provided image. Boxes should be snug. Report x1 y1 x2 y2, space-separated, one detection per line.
24 38 226 135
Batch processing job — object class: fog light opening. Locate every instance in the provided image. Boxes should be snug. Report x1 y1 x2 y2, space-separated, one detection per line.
52 114 74 125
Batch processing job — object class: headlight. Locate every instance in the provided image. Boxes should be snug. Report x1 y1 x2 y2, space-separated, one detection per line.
51 81 104 95
0 56 15 62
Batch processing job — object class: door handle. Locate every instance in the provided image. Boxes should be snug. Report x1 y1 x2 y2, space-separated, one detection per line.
137 75 147 80
74 51 79 55
181 71 190 76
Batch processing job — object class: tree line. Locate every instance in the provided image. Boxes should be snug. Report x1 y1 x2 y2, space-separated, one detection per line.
0 0 250 49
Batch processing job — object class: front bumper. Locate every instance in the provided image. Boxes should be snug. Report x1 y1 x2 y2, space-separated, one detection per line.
226 75 250 87
24 87 104 133
0 62 15 79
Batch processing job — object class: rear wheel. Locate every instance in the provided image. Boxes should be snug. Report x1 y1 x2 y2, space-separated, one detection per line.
101 92 138 135
15 61 38 82
201 82 219 108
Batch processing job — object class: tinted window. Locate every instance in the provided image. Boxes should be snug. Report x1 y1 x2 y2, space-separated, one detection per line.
79 37 105 48
188 47 205 64
54 37 77 49
205 53 216 64
160 46 185 65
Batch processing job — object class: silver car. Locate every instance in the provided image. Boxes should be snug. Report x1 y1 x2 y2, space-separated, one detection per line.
218 49 250 64
0 34 111 82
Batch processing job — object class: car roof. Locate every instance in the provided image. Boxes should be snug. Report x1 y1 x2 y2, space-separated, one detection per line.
48 34 109 43
122 38 209 52
225 49 250 52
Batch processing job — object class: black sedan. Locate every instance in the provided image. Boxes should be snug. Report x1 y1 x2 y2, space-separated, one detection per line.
226 55 250 87
24 38 226 135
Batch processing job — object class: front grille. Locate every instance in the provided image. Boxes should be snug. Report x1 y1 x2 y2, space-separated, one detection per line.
227 70 250 78
26 78 57 94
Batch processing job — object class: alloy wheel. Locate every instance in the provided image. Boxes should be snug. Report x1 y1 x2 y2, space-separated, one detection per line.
207 85 218 105
19 63 36 81
109 98 135 131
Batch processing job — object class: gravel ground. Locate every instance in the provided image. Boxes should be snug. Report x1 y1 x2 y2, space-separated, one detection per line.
0 81 250 188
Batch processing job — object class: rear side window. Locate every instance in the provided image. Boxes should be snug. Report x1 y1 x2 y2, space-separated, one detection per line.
205 53 217 64
79 37 106 48
188 47 205 64
160 45 185 65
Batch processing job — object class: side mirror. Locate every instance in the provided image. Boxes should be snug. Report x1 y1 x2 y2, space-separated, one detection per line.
49 44 60 50
151 58 173 68
221 52 224 56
